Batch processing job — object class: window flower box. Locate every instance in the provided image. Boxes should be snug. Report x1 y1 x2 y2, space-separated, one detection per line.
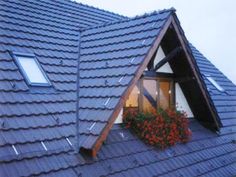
123 108 192 149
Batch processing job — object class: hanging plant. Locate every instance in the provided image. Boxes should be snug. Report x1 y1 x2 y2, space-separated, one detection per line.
123 108 192 149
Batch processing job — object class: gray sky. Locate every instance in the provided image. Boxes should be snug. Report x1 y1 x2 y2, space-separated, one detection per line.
78 0 236 84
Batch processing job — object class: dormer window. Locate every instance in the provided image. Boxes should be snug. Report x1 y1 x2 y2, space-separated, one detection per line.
12 52 51 86
206 76 224 92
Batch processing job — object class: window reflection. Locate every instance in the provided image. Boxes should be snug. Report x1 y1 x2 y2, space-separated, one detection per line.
125 85 139 107
124 79 173 112
159 81 171 109
142 79 157 112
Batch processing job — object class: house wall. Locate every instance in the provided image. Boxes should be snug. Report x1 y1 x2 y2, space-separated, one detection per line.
155 46 173 73
175 83 193 117
114 46 193 124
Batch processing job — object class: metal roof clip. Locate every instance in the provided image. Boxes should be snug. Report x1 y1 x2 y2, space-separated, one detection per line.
118 76 124 83
104 79 108 86
142 39 146 45
104 97 110 107
119 132 125 139
88 122 96 132
105 61 109 67
66 137 73 146
130 57 135 64
133 158 138 165
41 141 48 151
10 82 15 88
12 145 19 155
107 165 113 172
55 117 60 124
0 120 5 128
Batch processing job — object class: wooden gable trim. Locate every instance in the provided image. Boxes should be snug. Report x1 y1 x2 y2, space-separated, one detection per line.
170 15 221 129
90 15 173 157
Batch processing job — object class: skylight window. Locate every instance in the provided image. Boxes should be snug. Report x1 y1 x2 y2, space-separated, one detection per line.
12 52 51 86
206 76 224 92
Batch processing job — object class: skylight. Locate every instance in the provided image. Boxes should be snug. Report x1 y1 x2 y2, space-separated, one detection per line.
12 52 51 86
206 76 224 92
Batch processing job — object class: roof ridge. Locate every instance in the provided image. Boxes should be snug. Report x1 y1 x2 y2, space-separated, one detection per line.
80 8 176 32
63 0 128 19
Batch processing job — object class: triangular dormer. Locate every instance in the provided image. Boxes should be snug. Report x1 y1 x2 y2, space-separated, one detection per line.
79 10 221 156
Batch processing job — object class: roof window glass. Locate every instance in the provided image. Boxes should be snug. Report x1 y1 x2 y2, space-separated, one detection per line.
12 52 51 86
206 76 224 92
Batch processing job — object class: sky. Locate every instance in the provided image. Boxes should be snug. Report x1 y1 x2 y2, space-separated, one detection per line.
78 0 236 84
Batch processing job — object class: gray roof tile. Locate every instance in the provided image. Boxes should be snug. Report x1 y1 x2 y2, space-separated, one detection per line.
0 0 235 176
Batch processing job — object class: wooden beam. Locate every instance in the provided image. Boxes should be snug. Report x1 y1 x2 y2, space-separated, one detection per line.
174 76 195 83
154 46 182 71
91 15 173 157
143 71 174 78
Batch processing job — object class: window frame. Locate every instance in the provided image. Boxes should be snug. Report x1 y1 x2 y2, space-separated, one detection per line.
11 51 52 87
124 73 175 112
140 76 175 111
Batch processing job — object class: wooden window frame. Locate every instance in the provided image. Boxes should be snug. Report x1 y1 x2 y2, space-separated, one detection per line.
124 72 175 112
140 74 175 111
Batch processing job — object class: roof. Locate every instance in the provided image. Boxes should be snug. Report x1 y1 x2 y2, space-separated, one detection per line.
191 44 236 135
0 0 235 176
0 0 128 153
78 9 174 150
0 119 235 177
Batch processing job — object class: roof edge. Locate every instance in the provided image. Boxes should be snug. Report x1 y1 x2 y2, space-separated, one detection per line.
80 8 176 32
64 0 128 19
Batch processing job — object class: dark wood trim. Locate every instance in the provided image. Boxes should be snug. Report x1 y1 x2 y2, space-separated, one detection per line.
143 71 174 78
91 15 173 157
154 46 182 71
147 49 158 71
139 78 144 112
170 16 221 129
170 80 175 109
174 76 195 83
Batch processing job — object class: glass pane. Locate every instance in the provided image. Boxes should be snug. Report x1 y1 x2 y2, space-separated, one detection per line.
17 57 48 84
142 79 157 112
125 85 139 107
206 76 224 92
159 81 171 109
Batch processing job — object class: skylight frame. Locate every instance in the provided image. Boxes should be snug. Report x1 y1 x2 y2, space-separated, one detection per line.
206 76 225 92
11 51 52 87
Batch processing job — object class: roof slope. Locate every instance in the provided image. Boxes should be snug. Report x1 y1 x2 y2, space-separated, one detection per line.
0 0 235 176
0 0 126 30
191 44 236 135
0 119 235 177
78 9 174 150
0 0 126 167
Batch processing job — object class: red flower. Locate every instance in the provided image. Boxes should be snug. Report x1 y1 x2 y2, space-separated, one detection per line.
123 108 191 149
